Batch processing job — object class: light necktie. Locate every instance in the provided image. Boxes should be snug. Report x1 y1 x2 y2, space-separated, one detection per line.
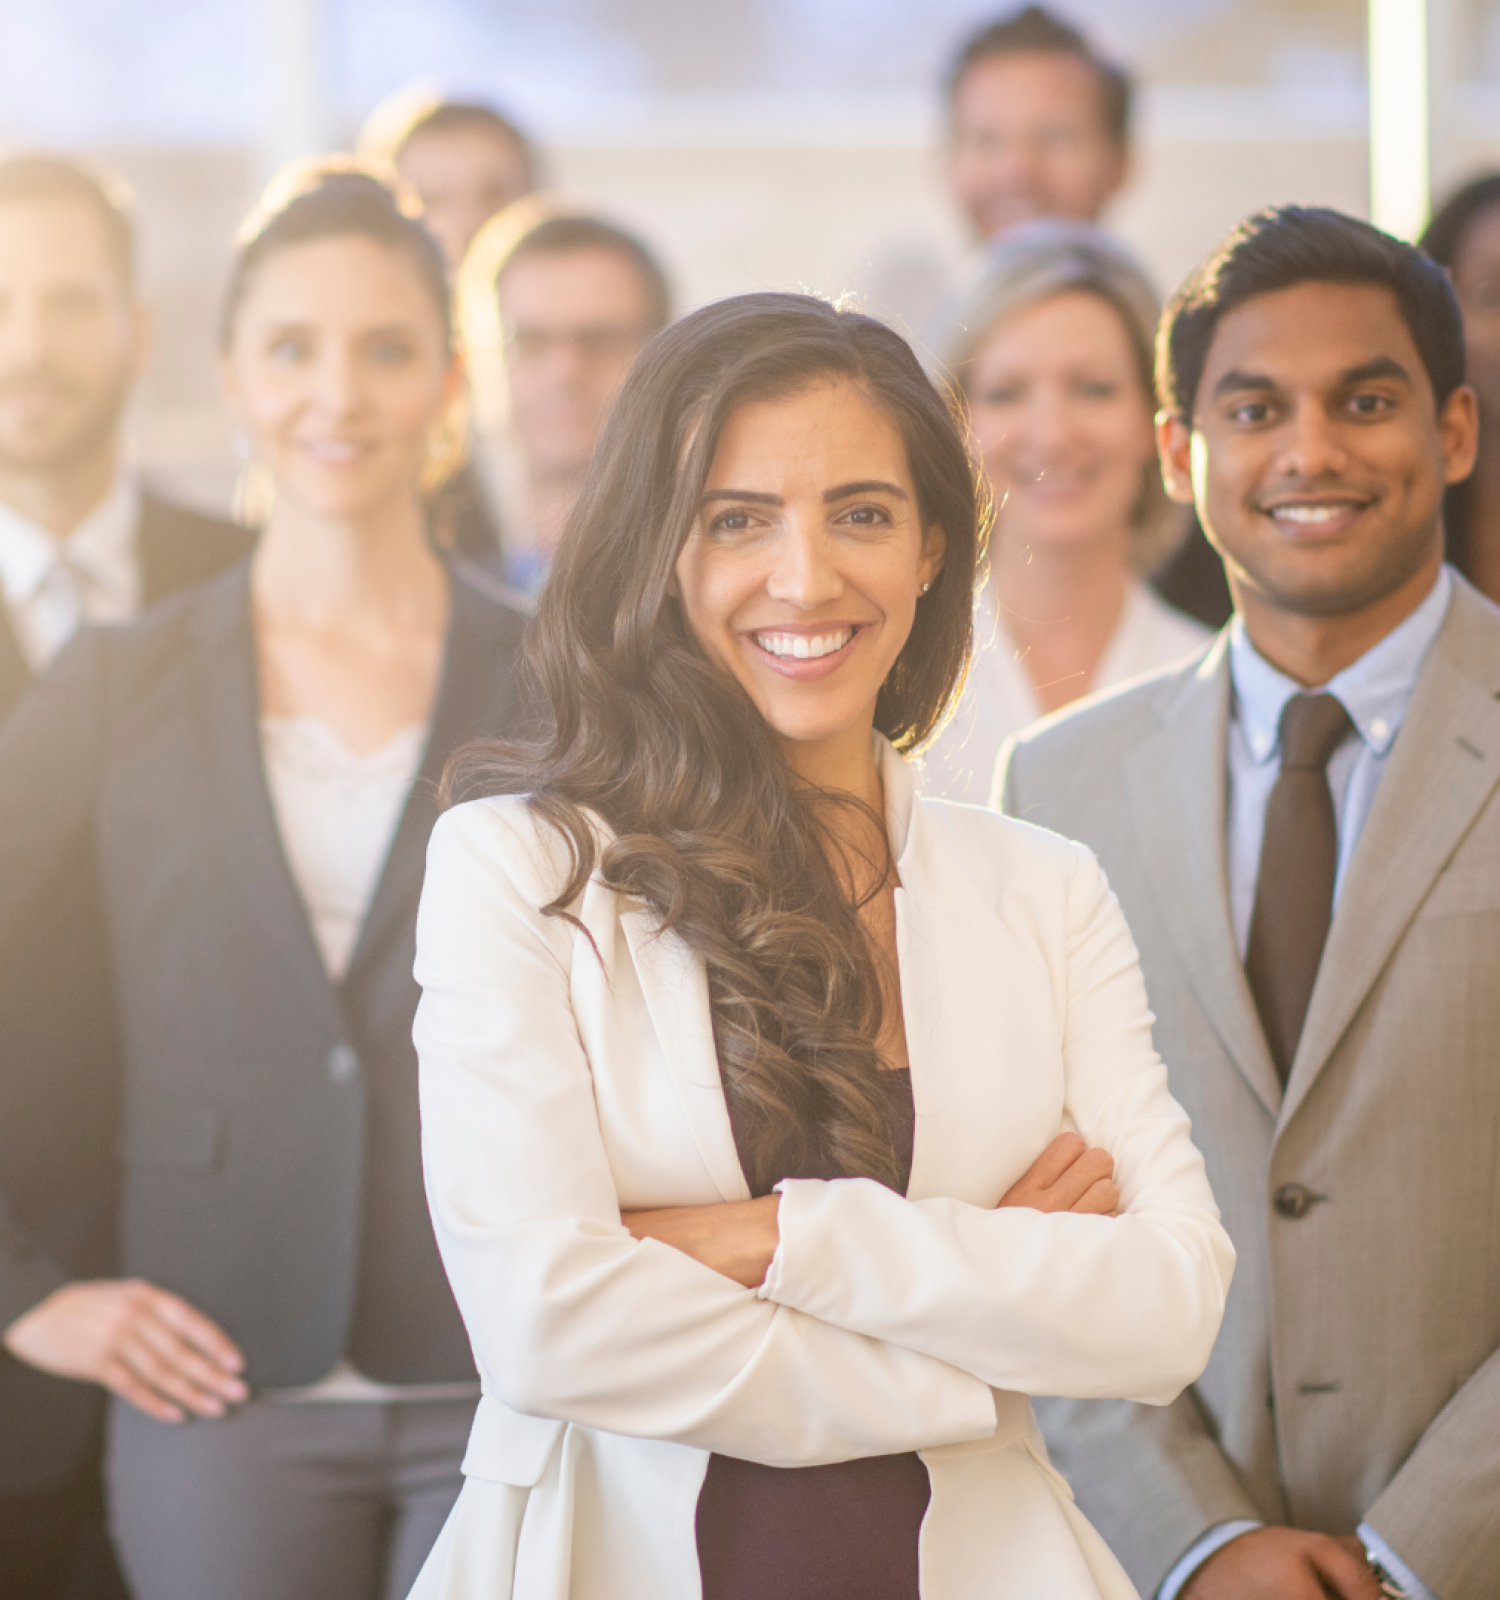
26 549 87 669
1245 691 1354 1086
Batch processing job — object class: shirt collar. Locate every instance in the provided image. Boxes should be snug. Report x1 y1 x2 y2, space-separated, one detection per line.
1229 565 1452 765
0 471 140 609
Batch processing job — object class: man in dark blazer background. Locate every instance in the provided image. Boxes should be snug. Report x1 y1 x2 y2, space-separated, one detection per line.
1001 208 1500 1600
0 151 250 1597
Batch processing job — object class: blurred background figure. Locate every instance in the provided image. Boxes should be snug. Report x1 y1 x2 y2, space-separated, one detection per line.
1424 173 1500 605
0 150 248 1600
0 162 528 1600
946 6 1132 243
359 88 538 274
459 200 671 594
0 154 248 705
922 221 1208 803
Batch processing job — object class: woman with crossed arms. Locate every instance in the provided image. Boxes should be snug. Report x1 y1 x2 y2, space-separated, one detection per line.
410 292 1234 1600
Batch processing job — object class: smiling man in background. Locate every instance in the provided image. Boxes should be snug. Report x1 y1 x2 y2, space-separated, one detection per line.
1001 207 1500 1600
945 6 1132 241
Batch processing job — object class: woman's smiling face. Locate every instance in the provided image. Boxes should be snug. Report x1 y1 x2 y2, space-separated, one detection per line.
673 376 945 757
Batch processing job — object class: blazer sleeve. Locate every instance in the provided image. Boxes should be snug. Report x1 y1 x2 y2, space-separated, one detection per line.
413 802 998 1468
1362 1340 1500 1600
0 631 111 1329
760 841 1236 1406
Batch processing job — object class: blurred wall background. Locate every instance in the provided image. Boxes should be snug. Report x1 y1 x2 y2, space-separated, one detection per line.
0 0 1496 512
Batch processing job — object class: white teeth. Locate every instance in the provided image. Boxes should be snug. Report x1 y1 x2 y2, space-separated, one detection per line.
1272 502 1356 525
753 627 855 661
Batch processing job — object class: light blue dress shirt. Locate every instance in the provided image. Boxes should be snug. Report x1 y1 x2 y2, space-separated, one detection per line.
1160 568 1454 1600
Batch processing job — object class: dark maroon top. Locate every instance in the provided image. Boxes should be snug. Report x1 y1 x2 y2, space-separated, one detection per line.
695 1069 927 1600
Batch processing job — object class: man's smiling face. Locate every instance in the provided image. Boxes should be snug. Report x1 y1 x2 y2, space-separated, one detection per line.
1161 280 1475 619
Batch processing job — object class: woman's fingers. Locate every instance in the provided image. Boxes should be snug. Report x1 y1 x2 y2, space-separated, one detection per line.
998 1135 1118 1213
1023 1133 1087 1191
1045 1145 1115 1210
150 1288 246 1376
131 1309 248 1410
1071 1178 1121 1215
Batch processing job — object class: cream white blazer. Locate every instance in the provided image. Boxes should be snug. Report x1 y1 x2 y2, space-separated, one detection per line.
408 738 1234 1600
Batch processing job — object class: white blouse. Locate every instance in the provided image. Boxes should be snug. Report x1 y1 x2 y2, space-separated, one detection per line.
261 715 427 982
920 578 1212 805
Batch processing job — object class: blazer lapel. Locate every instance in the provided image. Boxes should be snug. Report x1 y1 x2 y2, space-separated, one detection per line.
1281 592 1500 1125
1123 638 1283 1116
190 572 339 1018
620 906 751 1204
343 564 525 985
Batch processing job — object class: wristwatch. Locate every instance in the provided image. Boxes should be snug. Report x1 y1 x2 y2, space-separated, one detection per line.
1365 1551 1411 1599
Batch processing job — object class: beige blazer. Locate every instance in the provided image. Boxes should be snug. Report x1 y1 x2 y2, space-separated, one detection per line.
408 737 1233 1600
998 575 1500 1600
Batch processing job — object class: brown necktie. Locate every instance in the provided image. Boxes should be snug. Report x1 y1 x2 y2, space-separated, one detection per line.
1245 692 1354 1085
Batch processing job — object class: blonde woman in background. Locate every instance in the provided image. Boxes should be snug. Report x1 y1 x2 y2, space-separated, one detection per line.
922 222 1209 803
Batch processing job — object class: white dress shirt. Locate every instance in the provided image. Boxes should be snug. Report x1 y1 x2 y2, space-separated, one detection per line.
0 474 141 671
261 713 480 1406
1163 571 1454 1599
922 575 1210 804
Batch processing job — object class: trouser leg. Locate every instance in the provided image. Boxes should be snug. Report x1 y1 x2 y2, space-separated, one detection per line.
106 1397 386 1600
379 1399 474 1600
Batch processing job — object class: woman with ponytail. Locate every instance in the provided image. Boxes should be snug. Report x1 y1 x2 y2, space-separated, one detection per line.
411 292 1233 1600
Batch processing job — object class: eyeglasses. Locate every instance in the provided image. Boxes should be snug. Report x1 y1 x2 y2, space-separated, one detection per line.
503 324 652 365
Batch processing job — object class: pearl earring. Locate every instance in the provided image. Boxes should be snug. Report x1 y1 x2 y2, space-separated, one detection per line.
920 581 932 594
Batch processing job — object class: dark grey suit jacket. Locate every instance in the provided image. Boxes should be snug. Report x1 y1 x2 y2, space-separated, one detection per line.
999 576 1500 1600
0 492 251 1494
0 557 527 1474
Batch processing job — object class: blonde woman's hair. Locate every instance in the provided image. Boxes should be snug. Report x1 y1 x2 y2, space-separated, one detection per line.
926 219 1186 574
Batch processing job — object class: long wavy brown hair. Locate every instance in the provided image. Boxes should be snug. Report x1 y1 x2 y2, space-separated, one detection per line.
448 293 987 1194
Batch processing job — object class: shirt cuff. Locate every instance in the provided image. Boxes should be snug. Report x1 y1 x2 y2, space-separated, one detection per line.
1359 1522 1440 1600
1157 1521 1264 1600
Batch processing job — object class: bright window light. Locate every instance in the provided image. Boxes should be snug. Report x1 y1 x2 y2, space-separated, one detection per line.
1368 0 1430 240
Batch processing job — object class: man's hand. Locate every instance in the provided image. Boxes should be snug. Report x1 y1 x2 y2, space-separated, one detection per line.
623 1196 781 1288
999 1132 1120 1215
3 1280 249 1424
1183 1527 1381 1600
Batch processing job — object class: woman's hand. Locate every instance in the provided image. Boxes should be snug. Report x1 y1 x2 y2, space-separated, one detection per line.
3 1279 249 1423
623 1196 781 1289
999 1132 1120 1215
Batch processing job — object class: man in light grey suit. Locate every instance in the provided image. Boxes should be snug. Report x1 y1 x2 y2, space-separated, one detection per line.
999 207 1498 1600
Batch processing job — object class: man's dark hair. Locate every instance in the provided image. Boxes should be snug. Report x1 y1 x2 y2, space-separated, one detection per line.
503 215 672 332
396 101 538 190
0 151 135 290
1420 172 1500 271
1159 205 1466 422
946 6 1132 144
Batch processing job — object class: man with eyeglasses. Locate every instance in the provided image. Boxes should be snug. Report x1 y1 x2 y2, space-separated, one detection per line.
459 207 672 595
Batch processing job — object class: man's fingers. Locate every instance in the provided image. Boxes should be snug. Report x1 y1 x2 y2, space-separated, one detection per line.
134 1313 248 1404
1307 1538 1382 1600
145 1287 245 1373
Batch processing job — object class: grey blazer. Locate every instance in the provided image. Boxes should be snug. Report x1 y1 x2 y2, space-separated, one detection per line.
0 559 528 1407
998 575 1500 1600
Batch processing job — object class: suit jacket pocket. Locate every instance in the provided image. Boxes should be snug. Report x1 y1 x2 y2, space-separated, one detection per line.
461 1395 566 1487
118 1089 224 1171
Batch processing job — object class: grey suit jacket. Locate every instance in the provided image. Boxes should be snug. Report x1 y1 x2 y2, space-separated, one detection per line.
998 574 1500 1600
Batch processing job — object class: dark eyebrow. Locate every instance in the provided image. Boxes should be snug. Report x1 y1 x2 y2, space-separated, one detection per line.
824 479 907 503
1211 368 1278 399
1339 356 1413 388
699 489 782 506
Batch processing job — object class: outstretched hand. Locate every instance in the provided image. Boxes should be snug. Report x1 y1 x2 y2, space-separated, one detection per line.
999 1132 1120 1215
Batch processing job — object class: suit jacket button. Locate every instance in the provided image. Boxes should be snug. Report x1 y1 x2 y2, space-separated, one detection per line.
327 1044 359 1084
1273 1182 1316 1219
